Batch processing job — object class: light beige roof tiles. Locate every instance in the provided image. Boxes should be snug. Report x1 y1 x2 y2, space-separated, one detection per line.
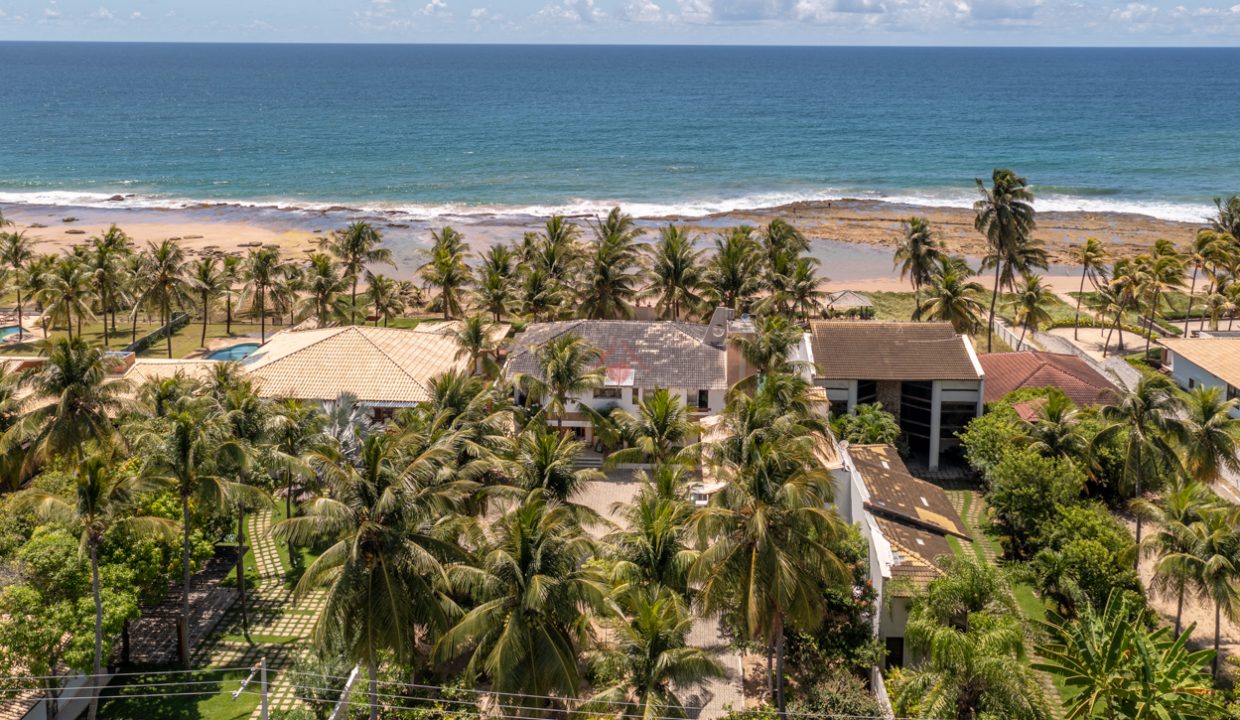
1160 337 1240 389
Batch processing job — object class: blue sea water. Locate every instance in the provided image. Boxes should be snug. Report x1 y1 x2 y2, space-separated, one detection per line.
1 42 1239 222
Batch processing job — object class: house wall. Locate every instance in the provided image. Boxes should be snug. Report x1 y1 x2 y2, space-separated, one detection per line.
553 386 727 432
1169 353 1240 418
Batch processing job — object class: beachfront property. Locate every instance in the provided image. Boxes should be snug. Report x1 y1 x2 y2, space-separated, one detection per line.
1159 336 1240 417
807 321 985 470
978 350 1119 407
503 312 741 443
831 442 969 667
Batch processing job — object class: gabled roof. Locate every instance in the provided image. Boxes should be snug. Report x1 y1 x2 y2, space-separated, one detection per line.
849 444 969 539
241 325 467 405
978 351 1119 406
825 290 873 308
1160 337 1240 389
807 321 982 382
123 359 218 386
505 320 728 390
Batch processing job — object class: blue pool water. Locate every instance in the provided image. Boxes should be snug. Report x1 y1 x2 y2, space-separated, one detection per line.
0 326 22 340
207 343 261 361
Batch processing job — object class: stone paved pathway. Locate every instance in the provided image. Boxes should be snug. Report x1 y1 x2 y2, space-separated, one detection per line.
193 509 327 718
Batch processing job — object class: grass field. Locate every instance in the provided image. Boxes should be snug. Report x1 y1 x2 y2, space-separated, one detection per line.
0 318 269 358
98 668 261 720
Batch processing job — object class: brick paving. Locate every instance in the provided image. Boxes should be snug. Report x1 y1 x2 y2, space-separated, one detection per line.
194 509 327 718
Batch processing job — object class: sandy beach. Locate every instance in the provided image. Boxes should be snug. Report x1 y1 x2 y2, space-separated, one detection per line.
1 198 1203 287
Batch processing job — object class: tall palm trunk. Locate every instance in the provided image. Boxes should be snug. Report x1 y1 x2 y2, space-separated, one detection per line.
986 263 1001 352
1185 265 1199 335
368 657 379 720
165 301 174 359
1214 600 1222 678
1144 288 1161 357
351 276 359 326
259 289 267 343
225 295 233 335
1018 322 1029 349
88 542 102 720
286 468 295 569
1074 266 1087 340
130 308 138 344
1175 584 1184 637
179 493 192 668
201 290 210 348
15 288 23 341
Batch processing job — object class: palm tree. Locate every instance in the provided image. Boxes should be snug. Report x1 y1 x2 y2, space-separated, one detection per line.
275 431 469 720
2 337 126 471
1138 250 1186 356
784 258 827 322
37 256 97 340
241 246 284 343
139 411 249 666
519 267 564 322
644 224 704 321
1187 508 1240 678
1180 386 1240 485
1095 374 1187 550
365 271 403 326
88 226 133 346
1132 480 1219 635
608 388 698 467
581 207 645 320
17 453 175 720
296 252 351 326
1070 237 1107 340
1185 230 1228 334
21 253 57 338
0 231 36 341
914 258 986 334
606 465 697 595
474 247 516 322
418 226 472 320
535 215 584 285
454 315 498 376
702 226 763 313
729 314 805 379
134 240 192 358
221 254 242 335
510 423 603 518
435 492 610 710
324 221 393 325
974 168 1036 352
187 256 227 348
266 398 329 564
1023 392 1085 460
894 217 941 306
690 375 848 715
894 557 1049 720
1011 273 1055 348
1036 590 1218 720
583 587 725 720
518 333 604 428
1212 195 1240 238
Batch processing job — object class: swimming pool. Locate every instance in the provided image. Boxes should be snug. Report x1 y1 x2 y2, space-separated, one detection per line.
207 342 261 361
0 325 22 341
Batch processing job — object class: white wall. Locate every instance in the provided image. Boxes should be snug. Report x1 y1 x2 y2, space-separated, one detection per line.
1169 353 1240 418
559 386 726 424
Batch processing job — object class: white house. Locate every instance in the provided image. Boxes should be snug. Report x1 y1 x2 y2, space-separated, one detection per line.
1160 337 1240 417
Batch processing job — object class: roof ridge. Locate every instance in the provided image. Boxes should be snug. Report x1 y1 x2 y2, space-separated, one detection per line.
247 326 347 370
352 326 430 387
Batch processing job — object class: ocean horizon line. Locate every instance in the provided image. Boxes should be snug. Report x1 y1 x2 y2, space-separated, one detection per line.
3 40 1240 50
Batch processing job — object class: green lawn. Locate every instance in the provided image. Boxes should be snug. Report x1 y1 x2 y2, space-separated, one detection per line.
98 669 260 720
267 498 323 585
0 318 268 358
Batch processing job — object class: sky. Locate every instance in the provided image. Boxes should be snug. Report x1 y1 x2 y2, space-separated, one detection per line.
1 0 1239 45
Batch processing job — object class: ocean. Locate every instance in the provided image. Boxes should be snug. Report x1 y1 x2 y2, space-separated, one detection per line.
2 42 1239 223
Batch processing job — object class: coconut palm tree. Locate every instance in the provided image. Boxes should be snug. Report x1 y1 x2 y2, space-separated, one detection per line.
1187 508 1240 678
418 226 472 320
1095 374 1188 550
88 226 133 345
1180 386 1240 486
1132 480 1220 635
894 556 1049 720
473 248 516 322
435 492 610 711
1212 195 1240 238
583 587 725 720
607 388 698 467
241 246 285 343
37 256 97 340
2 337 126 471
0 231 36 341
644 224 704 321
690 375 847 715
894 216 941 306
784 257 827 322
914 258 986 334
133 240 193 358
519 267 563 322
1070 237 1107 340
729 314 804 380
275 430 470 720
606 466 697 596
702 226 763 313
1023 392 1086 460
365 271 403 326
139 411 250 666
17 453 175 720
266 398 330 564
296 252 351 327
323 221 392 325
187 256 227 348
454 315 499 376
1138 250 1186 356
517 333 603 428
974 168 1036 352
1011 273 1055 348
535 215 584 285
1185 230 1229 334
509 423 604 520
581 207 645 320
220 254 242 335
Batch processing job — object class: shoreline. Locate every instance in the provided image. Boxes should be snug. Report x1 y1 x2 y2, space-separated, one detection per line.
0 196 1204 284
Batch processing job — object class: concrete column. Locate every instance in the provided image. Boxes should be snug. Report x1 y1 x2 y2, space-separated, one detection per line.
847 380 858 414
929 381 942 471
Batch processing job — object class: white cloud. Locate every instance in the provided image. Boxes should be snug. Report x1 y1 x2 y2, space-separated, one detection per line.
130 10 142 19
91 6 113 19
677 0 715 21
623 0 665 20
420 0 451 17
43 1 61 18
470 6 489 17
537 0 606 22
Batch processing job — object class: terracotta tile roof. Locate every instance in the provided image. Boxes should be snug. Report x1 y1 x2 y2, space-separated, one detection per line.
122 359 218 386
875 516 956 591
1160 337 1240 389
807 321 982 381
241 325 468 405
506 320 728 390
849 444 969 540
978 351 1118 406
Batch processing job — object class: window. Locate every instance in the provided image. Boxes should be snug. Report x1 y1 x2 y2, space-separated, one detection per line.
1229 385 1239 401
631 387 640 403
697 389 710 410
1188 378 1197 389
593 387 622 399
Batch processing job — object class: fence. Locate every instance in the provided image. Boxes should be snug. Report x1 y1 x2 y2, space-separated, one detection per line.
123 312 190 354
